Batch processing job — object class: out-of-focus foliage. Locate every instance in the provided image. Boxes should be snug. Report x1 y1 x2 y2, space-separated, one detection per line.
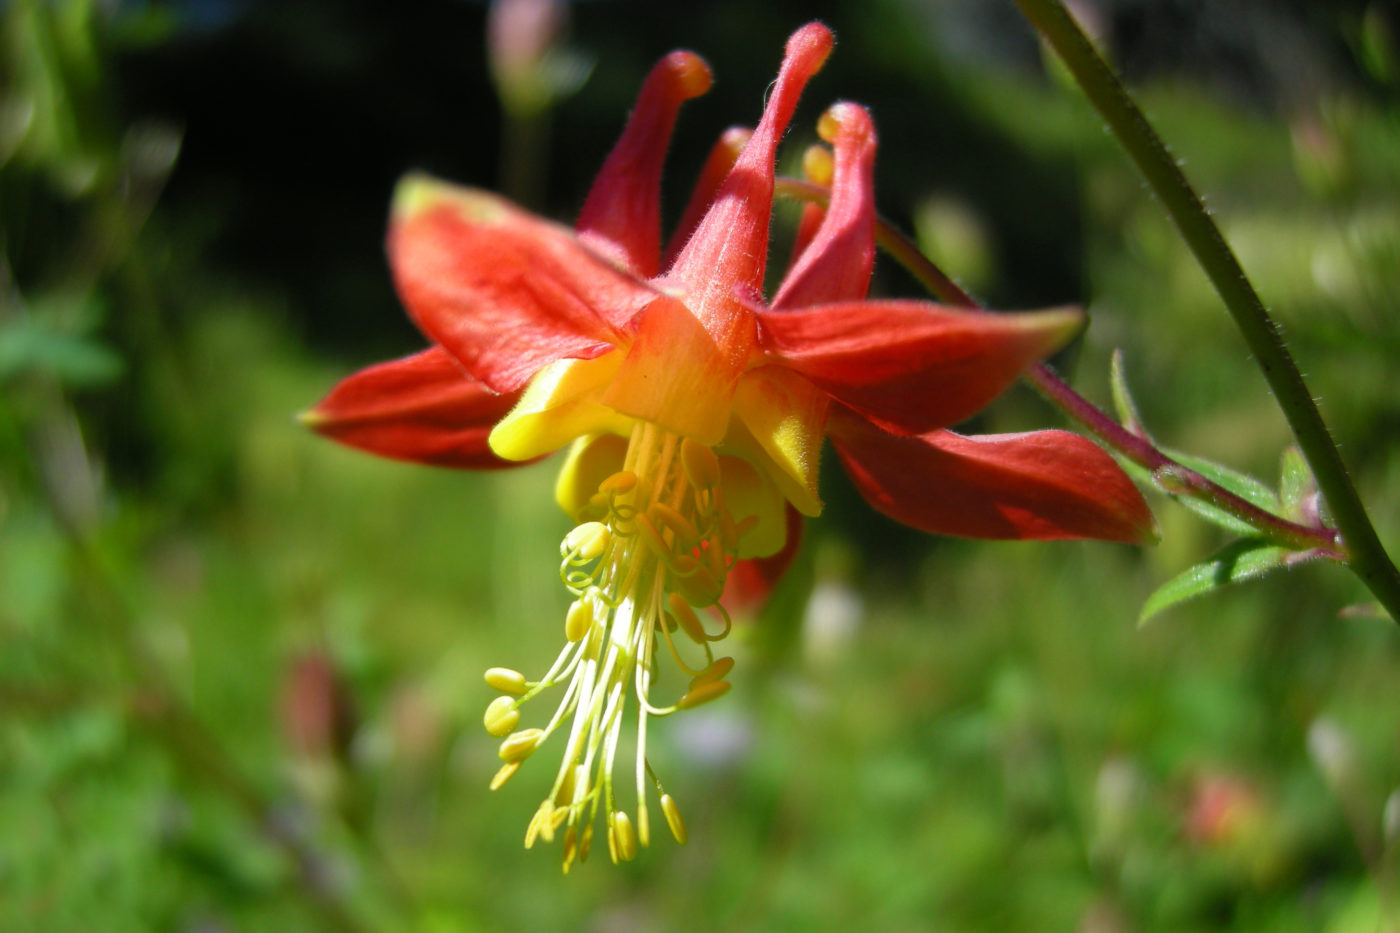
2 1 1399 930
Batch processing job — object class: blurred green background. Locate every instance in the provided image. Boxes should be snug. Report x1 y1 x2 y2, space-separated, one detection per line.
3 0 1400 930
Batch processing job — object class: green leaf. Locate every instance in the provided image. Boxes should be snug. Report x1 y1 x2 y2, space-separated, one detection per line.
1147 448 1280 538
0 320 123 387
1163 450 1279 512
1139 537 1307 625
1278 445 1315 520
1108 349 1150 439
1108 350 1288 538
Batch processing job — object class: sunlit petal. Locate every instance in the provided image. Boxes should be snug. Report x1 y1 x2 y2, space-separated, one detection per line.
490 352 634 461
390 176 658 392
760 301 1084 434
303 347 530 469
577 51 712 276
828 408 1157 543
772 102 876 309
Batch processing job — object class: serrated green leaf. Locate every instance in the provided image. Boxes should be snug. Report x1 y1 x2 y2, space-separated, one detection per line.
1139 537 1299 625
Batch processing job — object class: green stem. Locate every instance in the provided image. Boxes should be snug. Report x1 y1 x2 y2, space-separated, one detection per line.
1009 0 1400 621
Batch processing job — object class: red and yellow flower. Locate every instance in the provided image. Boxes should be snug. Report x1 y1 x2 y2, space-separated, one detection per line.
305 22 1152 869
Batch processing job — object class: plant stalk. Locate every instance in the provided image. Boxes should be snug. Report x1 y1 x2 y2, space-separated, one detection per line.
1010 0 1400 621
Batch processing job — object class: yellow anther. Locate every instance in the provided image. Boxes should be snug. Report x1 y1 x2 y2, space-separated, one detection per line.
801 143 835 186
598 470 638 496
489 761 521 791
612 810 638 862
681 437 721 491
690 656 734 690
668 592 708 644
671 553 700 576
563 521 611 560
651 502 699 542
484 696 521 737
565 598 594 642
678 680 731 710
660 794 688 845
580 823 594 864
526 800 555 847
733 514 760 539
637 802 650 848
561 826 578 874
498 727 544 762
484 667 528 695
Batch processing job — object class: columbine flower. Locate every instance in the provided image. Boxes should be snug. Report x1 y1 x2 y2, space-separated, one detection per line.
304 22 1153 869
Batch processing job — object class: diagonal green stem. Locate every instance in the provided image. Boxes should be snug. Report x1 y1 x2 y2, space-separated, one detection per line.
1011 0 1400 621
775 177 1341 557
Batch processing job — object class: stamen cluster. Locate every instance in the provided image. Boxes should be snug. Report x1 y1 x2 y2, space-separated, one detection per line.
481 423 746 870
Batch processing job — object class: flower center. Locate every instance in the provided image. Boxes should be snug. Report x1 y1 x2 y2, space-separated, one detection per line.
481 420 748 871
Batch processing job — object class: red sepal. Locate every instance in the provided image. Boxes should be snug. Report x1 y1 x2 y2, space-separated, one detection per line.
828 407 1156 544
664 22 833 379
773 103 876 309
577 51 712 277
303 347 532 470
389 180 658 394
759 301 1082 435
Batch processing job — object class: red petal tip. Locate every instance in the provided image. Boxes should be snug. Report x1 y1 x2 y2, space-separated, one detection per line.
661 50 713 100
305 348 529 470
577 50 713 276
667 21 833 293
817 101 873 145
772 101 876 309
788 22 835 72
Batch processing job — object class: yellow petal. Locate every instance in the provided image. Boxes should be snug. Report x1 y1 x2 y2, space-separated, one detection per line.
726 366 826 517
555 433 631 520
717 453 787 559
489 352 633 461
